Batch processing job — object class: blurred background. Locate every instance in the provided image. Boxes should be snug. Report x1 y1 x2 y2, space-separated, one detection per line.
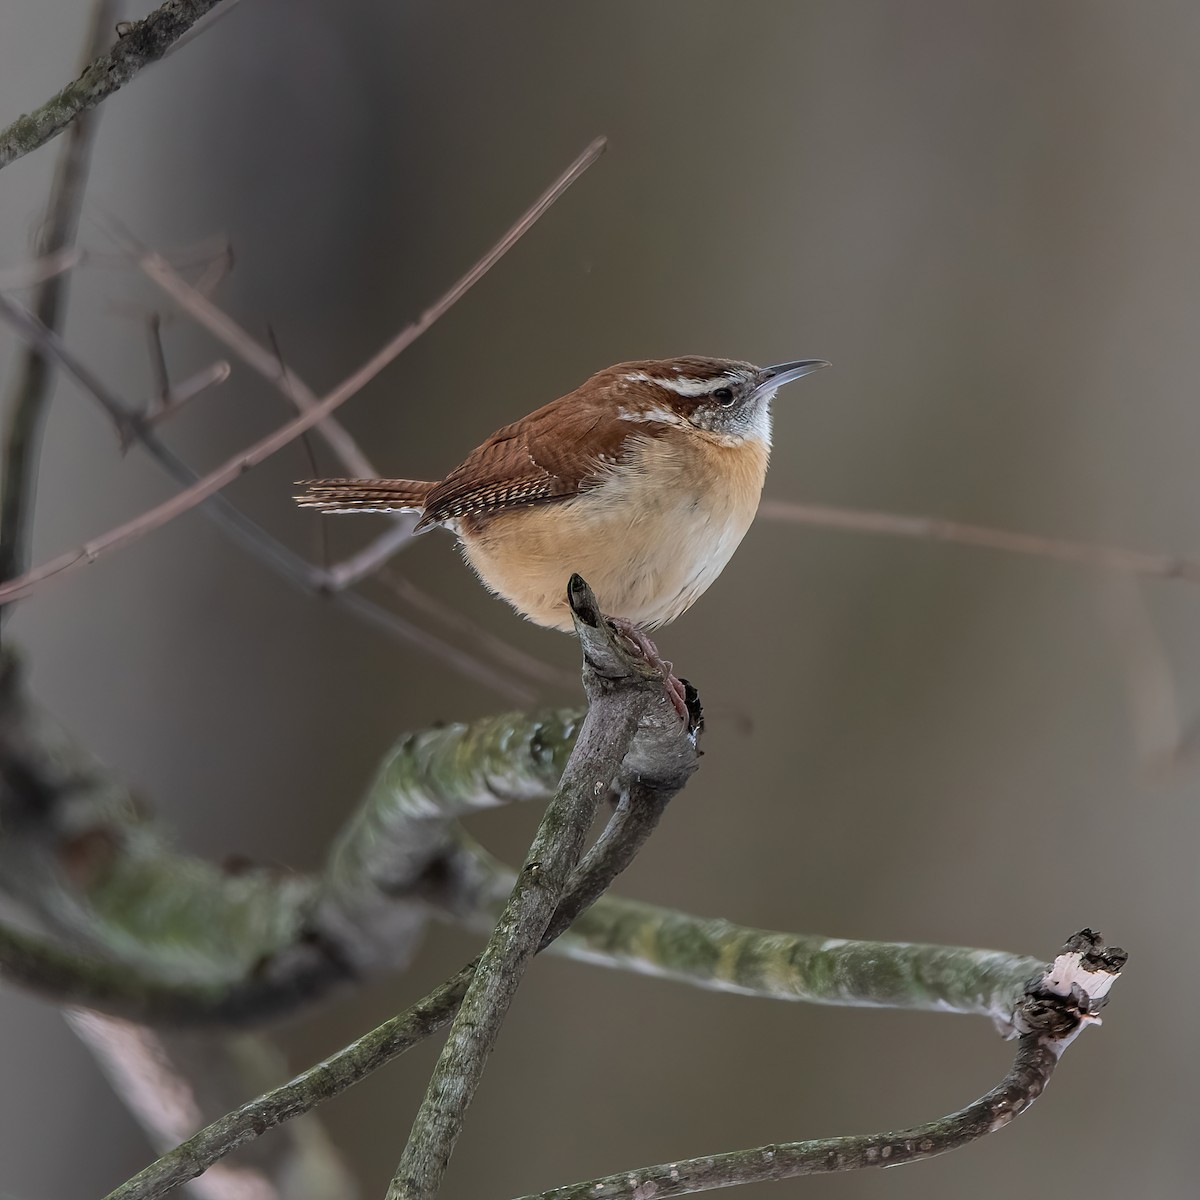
1 1 1197 1196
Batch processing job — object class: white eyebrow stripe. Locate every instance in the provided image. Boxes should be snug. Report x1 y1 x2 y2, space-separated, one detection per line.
621 370 753 397
621 372 718 397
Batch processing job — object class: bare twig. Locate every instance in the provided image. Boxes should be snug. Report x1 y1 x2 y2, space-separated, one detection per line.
0 1 228 171
0 136 607 606
145 312 171 404
138 309 231 435
511 932 1126 1200
141 359 232 429
0 248 82 291
321 523 419 590
387 576 691 1200
760 498 1200 582
126 237 380 477
0 0 118 598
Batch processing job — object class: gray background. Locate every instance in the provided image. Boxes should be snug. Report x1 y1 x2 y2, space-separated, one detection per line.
1 1 1196 1197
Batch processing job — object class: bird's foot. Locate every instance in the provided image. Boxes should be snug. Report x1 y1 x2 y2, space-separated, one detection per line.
607 617 689 721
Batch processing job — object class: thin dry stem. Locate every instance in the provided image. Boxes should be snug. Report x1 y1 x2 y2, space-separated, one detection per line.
125 237 379 477
319 522 419 590
0 249 82 291
759 498 1200 582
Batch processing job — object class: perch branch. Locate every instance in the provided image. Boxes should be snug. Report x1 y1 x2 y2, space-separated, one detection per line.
512 931 1126 1200
386 576 696 1200
0 136 606 606
0 0 118 597
0 1 228 171
103 579 700 1200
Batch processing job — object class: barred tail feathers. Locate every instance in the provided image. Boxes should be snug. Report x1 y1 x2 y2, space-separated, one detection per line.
294 478 435 514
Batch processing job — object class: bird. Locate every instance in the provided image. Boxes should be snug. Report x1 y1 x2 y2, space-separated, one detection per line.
296 355 828 713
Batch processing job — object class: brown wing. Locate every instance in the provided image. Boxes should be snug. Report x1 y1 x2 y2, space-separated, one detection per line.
417 393 663 531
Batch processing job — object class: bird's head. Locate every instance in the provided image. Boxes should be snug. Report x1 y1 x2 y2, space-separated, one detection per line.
587 355 830 445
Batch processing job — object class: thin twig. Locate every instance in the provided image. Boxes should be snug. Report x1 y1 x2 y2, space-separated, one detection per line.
512 932 1126 1200
145 312 171 405
126 236 380 477
760 497 1200 581
0 248 82 291
0 292 536 701
0 0 119 598
0 1 228 171
138 307 231 435
141 359 232 430
386 576 680 1200
321 523 419 590
0 136 607 606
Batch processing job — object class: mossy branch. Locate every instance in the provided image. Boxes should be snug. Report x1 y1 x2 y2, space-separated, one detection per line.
0 1 228 171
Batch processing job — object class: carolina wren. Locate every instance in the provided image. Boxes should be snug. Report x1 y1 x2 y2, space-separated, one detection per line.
296 355 827 658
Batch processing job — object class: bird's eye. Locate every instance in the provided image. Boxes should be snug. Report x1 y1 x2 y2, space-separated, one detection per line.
713 386 735 407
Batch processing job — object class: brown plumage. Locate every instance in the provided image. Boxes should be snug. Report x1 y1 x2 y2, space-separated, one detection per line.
296 354 827 632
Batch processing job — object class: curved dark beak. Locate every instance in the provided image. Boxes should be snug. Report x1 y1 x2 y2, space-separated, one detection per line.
754 359 831 397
